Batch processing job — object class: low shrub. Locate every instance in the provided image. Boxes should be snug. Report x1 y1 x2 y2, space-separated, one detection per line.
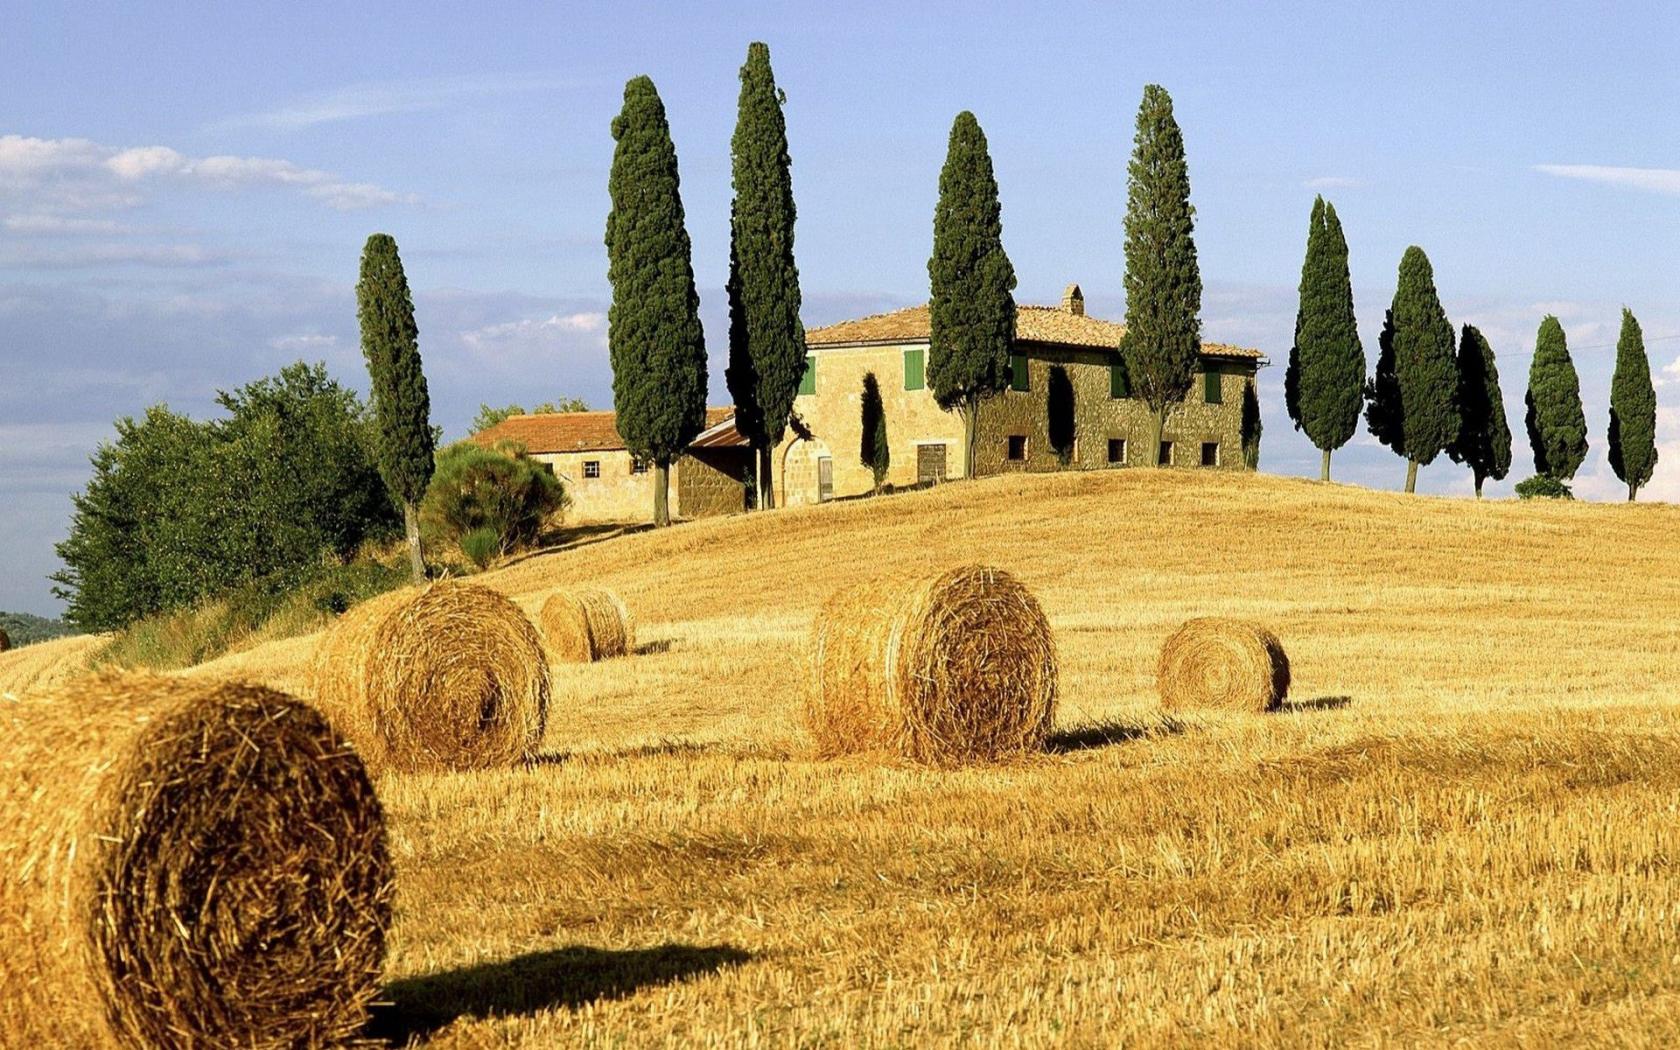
1515 475 1574 500
421 441 567 562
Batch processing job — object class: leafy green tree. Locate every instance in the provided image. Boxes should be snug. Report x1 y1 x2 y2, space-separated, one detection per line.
472 398 589 434
356 233 435 578
420 440 567 562
52 364 395 631
725 42 805 511
1365 247 1457 492
859 372 890 494
1609 308 1657 500
1447 325 1512 497
927 110 1016 478
1287 197 1364 480
1120 84 1202 465
1524 315 1588 482
606 75 708 527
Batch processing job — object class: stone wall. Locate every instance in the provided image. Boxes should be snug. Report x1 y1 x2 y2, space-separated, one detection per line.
679 448 751 518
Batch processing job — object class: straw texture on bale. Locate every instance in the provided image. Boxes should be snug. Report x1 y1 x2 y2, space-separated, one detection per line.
1156 617 1291 712
539 588 635 662
312 581 550 773
808 564 1057 764
0 673 392 1049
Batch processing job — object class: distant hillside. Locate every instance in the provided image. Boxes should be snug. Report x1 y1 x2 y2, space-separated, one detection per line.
0 611 77 648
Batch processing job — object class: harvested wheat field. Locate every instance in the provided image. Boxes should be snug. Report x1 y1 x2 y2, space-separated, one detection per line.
13 468 1680 1046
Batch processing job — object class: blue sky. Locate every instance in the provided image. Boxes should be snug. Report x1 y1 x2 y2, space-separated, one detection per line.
3 1 1678 615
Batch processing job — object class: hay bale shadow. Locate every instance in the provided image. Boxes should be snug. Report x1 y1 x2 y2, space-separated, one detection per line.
366 943 750 1044
635 639 675 656
1280 695 1352 713
1047 717 1184 753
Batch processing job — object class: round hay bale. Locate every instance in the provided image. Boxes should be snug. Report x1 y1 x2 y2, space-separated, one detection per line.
1156 617 1290 712
808 564 1057 765
0 672 392 1048
539 588 635 662
312 581 550 773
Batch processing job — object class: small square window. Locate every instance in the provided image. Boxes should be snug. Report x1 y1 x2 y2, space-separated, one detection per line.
1107 438 1127 465
630 456 649 475
583 460 601 479
1006 435 1028 461
1158 441 1173 466
1201 442 1220 467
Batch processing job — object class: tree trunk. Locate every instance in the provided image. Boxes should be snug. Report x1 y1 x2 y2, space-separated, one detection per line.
403 500 426 582
1474 474 1485 499
1144 406 1166 467
962 396 980 479
653 461 671 527
1630 483 1638 502
758 445 776 510
1320 447 1331 482
1404 458 1419 494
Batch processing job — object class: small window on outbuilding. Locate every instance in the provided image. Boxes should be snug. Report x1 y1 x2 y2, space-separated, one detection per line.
583 460 601 479
799 355 816 396
1159 441 1173 466
630 456 649 475
903 348 925 391
1009 354 1030 392
1201 442 1220 467
1007 435 1028 461
1203 367 1223 404
1107 438 1127 465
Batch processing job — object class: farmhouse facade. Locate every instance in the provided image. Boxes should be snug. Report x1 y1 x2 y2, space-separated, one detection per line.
772 285 1265 506
472 408 750 523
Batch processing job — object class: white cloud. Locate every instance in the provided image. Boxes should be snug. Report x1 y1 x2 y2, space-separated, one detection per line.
0 241 225 269
3 214 135 235
1534 164 1680 197
0 133 417 213
1303 176 1361 190
462 311 607 350
268 333 340 353
210 73 566 130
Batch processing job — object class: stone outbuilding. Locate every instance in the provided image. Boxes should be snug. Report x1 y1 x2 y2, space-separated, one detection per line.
472 407 747 523
773 284 1266 506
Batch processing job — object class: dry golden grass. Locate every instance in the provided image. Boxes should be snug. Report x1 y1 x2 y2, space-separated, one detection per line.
11 468 1680 1045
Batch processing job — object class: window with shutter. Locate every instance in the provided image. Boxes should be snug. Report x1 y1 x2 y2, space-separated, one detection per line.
903 348 924 391
1110 358 1130 399
799 355 816 396
1203 367 1223 404
1009 354 1029 392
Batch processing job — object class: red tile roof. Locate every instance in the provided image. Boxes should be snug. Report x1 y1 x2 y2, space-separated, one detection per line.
472 407 734 454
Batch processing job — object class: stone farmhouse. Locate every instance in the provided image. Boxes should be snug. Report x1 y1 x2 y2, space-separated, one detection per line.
472 284 1264 523
773 285 1264 506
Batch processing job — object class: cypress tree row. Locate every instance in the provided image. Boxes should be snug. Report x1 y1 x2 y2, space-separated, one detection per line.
1287 196 1364 481
1524 315 1588 483
859 371 889 494
1609 308 1656 500
356 232 434 581
1120 84 1202 464
1446 324 1511 497
1371 246 1457 493
605 76 709 527
927 110 1016 478
724 41 804 511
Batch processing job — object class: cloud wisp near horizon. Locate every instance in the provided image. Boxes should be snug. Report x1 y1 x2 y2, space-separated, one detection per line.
2 1 1677 617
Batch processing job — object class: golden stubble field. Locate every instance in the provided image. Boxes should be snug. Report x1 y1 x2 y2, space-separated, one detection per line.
10 468 1680 1047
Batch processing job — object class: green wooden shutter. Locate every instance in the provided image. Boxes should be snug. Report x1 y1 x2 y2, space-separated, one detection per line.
799 355 816 395
1009 354 1029 392
1203 366 1222 404
1110 357 1130 399
904 348 924 391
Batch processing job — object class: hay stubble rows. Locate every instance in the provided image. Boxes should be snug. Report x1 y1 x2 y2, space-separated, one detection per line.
7 468 1680 1045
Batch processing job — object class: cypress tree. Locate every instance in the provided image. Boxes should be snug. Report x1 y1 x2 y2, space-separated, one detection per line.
1288 197 1365 481
724 42 804 511
605 76 708 527
1363 308 1402 456
927 111 1016 478
1120 84 1202 464
1524 315 1588 482
1446 324 1511 497
1047 365 1076 464
860 371 889 494
1241 378 1263 469
1382 246 1457 492
1609 307 1657 500
356 232 434 580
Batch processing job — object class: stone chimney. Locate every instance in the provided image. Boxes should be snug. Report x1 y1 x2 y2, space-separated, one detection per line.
1061 283 1084 316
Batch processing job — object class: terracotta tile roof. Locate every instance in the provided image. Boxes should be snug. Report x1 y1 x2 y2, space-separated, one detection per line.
804 301 1262 360
472 407 734 454
688 413 752 449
